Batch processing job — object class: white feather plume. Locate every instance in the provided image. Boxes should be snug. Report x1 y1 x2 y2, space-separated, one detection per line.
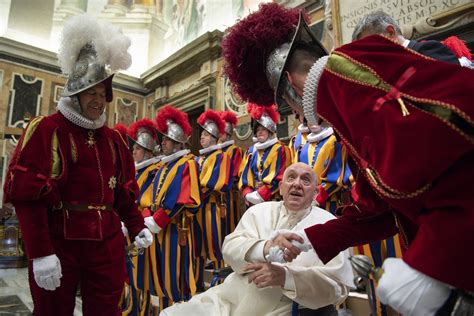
58 14 132 75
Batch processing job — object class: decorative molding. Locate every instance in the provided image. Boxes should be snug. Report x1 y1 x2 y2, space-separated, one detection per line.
8 73 43 129
402 2 474 39
115 97 138 126
222 76 246 117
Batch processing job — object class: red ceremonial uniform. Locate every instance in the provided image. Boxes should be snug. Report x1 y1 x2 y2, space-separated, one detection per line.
304 35 474 292
4 112 145 315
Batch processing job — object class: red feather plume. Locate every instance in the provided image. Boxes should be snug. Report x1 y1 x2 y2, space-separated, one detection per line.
442 36 472 61
155 105 192 137
127 118 158 140
113 122 128 140
198 109 226 135
247 103 280 123
222 3 304 106
220 111 238 127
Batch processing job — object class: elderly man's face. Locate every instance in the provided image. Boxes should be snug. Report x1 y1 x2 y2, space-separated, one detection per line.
279 163 317 211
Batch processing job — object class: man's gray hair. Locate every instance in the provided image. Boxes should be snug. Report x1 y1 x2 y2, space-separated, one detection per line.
351 10 402 41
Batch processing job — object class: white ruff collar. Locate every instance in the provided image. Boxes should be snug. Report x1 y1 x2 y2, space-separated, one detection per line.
161 149 190 164
307 127 334 143
57 96 106 130
135 156 161 170
255 137 278 150
199 143 220 155
219 139 235 150
298 124 310 133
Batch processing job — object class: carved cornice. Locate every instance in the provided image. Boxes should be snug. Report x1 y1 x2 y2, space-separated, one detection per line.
402 3 474 39
141 30 223 89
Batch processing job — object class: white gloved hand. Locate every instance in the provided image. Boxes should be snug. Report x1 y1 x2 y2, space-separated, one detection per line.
121 221 129 237
265 246 285 263
376 258 451 316
144 216 162 234
245 191 264 205
32 254 62 291
265 230 312 263
134 228 153 248
270 229 312 252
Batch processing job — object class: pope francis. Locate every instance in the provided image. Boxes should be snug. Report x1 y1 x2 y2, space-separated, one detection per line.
161 163 354 316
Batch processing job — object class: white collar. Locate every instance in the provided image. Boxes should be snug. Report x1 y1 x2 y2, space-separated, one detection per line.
254 136 278 150
307 127 333 143
57 96 106 130
161 149 190 164
135 156 161 170
281 203 313 225
298 124 310 133
219 139 235 149
199 143 221 155
402 39 410 48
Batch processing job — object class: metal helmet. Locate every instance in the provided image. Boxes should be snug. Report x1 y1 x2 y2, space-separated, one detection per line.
165 119 189 144
265 13 327 110
128 129 157 152
62 44 114 102
220 111 238 136
197 109 226 139
127 118 159 152
200 120 220 139
58 14 132 103
155 105 192 145
224 122 234 136
247 103 279 135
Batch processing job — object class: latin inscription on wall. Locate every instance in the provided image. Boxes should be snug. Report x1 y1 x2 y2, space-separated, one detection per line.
339 0 470 43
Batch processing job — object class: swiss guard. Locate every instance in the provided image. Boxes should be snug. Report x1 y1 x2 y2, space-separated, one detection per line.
123 118 161 316
222 3 474 315
195 109 231 273
143 105 201 312
3 14 153 315
238 103 288 205
218 111 243 235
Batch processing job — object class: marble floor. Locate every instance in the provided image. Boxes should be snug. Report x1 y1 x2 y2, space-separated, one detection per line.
0 267 83 315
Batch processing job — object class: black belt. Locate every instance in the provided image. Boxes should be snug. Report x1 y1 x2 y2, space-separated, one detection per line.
55 202 114 212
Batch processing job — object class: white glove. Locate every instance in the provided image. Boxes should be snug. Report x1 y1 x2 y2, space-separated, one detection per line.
270 229 312 252
265 230 312 263
134 228 153 248
266 246 286 263
144 216 162 234
245 191 264 205
376 258 451 316
121 221 129 237
32 254 62 291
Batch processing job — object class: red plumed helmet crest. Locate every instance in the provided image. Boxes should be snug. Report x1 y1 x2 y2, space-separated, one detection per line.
222 3 303 106
220 111 238 127
155 105 192 137
198 109 226 135
113 122 128 141
247 103 280 123
127 118 158 140
442 36 472 61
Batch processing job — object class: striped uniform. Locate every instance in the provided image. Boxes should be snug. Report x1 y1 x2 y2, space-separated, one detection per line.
220 141 243 235
297 135 353 215
239 141 288 203
148 152 201 311
123 162 158 316
195 148 231 270
123 160 161 316
352 236 405 316
288 131 308 164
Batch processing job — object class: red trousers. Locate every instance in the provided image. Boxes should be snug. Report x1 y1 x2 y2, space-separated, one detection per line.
28 231 126 316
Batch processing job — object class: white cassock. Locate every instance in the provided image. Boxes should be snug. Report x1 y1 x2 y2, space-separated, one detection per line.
161 201 354 316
